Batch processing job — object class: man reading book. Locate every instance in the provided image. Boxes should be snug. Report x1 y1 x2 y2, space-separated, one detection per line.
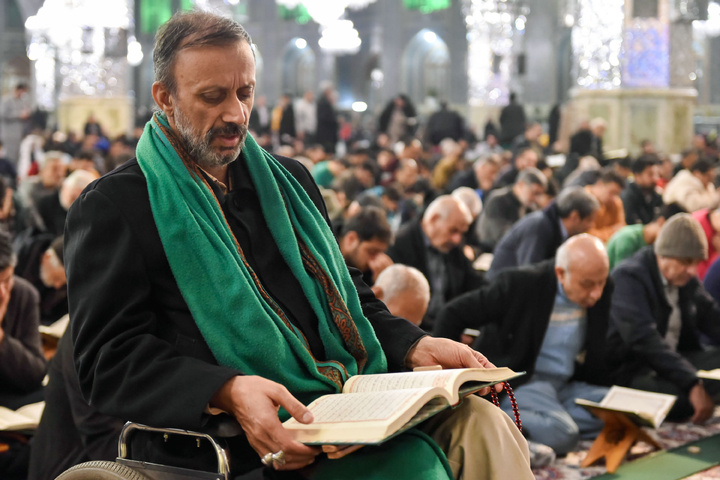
65 10 533 480
435 234 616 455
608 213 720 424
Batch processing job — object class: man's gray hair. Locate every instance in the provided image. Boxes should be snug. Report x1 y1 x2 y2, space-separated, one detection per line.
473 154 501 172
516 167 548 189
423 195 473 224
154 10 252 94
451 187 482 218
374 264 430 305
556 186 600 219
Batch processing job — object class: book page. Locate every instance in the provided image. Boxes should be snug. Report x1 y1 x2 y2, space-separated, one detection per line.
698 368 720 381
596 386 676 427
300 389 433 424
15 402 44 424
344 370 460 394
343 367 517 395
0 402 44 431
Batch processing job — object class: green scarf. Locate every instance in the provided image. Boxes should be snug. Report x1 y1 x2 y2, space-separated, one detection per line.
136 112 387 406
136 113 451 479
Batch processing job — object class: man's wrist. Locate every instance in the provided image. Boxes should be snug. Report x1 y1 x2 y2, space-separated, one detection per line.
403 335 429 370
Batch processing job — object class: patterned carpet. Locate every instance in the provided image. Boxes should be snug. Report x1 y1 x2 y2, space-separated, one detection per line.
533 407 720 479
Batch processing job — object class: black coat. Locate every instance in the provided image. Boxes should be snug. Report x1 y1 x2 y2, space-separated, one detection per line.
499 103 526 145
65 156 425 474
434 260 616 387
488 202 564 279
621 182 663 225
315 96 338 152
425 108 465 146
28 334 124 480
477 187 525 251
608 247 720 392
386 219 483 328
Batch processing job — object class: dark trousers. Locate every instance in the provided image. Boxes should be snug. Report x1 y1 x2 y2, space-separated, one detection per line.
627 349 720 421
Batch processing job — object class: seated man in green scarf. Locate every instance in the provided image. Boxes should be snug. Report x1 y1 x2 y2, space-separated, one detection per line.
64 10 532 480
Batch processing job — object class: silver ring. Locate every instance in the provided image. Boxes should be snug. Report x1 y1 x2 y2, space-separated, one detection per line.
261 452 274 466
271 450 286 466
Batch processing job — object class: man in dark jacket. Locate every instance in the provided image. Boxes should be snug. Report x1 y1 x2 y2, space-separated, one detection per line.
621 155 663 225
608 214 720 423
387 195 484 332
425 101 465 146
477 167 547 251
0 230 46 409
488 186 599 279
499 92 526 146
436 235 615 454
315 84 338 155
64 11 532 479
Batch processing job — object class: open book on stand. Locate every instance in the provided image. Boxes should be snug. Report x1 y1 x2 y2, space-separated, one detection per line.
283 367 522 445
575 386 676 428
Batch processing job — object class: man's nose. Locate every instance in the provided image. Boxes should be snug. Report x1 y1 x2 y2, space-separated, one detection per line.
223 97 248 124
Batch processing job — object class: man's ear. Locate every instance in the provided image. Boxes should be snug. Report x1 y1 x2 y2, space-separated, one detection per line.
152 82 174 119
555 266 566 284
371 285 384 300
342 231 360 251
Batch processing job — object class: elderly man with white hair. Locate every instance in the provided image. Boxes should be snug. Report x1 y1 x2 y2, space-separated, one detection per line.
387 195 484 331
372 264 430 326
36 169 99 236
436 234 616 455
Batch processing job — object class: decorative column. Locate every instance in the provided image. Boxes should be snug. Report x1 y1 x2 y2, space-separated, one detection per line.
566 0 703 155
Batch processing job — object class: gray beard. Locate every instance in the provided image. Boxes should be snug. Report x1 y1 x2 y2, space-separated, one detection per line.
174 108 246 168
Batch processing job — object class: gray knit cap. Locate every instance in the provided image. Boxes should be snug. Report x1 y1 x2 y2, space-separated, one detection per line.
654 213 708 260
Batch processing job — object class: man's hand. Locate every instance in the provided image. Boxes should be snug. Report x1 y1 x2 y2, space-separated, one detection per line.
210 376 321 470
405 336 501 394
369 253 393 283
321 444 364 459
689 381 714 424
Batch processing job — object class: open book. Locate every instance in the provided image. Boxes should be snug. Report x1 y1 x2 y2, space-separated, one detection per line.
283 367 521 445
0 401 45 432
575 386 676 428
698 369 720 381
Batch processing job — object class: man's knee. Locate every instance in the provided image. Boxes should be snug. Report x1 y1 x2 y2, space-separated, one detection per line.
522 411 579 455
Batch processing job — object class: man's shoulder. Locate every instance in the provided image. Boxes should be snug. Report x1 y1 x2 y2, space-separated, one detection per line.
272 154 312 181
515 209 549 231
11 275 40 304
87 158 146 194
621 183 641 199
395 219 422 239
612 246 655 279
499 259 555 284
608 223 645 244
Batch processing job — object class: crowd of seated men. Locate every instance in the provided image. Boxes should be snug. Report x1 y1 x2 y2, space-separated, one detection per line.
1 97 720 478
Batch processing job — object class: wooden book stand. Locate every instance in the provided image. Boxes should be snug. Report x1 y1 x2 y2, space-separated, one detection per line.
580 407 662 473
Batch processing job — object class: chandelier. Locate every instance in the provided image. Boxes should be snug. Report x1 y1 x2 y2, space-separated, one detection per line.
24 0 137 109
275 0 377 54
462 0 529 105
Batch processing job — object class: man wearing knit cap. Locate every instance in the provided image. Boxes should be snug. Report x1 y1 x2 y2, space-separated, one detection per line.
608 213 720 423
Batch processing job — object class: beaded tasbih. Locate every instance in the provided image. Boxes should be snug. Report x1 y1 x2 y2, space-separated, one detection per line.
489 382 522 433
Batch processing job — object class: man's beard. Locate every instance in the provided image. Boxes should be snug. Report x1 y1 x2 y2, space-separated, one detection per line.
174 107 247 169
